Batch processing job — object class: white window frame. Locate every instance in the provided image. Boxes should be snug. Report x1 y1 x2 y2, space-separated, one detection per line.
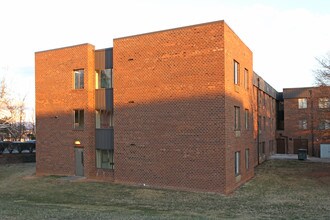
245 149 249 170
245 109 249 130
298 98 307 109
234 106 241 131
74 69 84 89
74 109 84 129
234 60 240 85
235 151 240 176
319 98 330 109
299 119 308 130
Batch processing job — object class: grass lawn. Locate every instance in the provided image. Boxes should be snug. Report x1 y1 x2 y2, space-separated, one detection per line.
0 160 330 219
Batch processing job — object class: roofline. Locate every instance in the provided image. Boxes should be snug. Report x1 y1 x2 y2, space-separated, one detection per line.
35 43 94 54
114 20 225 41
95 47 113 52
283 86 326 90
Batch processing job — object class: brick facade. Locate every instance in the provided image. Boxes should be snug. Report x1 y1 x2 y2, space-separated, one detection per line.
112 21 255 194
35 20 327 194
279 87 330 156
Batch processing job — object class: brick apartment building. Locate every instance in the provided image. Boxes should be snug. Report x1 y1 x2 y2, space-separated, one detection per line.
35 20 328 194
276 86 330 157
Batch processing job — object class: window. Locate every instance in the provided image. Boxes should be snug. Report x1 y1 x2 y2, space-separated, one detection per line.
96 150 114 169
234 60 240 85
96 69 113 89
245 149 249 170
319 98 330 109
74 69 84 89
319 120 330 130
298 98 307 109
235 151 240 176
74 110 84 129
244 69 249 90
299 119 308 130
245 109 249 130
234 106 241 130
259 142 265 155
96 110 113 128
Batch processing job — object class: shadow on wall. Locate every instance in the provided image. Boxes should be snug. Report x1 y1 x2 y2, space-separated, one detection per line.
36 93 256 193
113 93 256 193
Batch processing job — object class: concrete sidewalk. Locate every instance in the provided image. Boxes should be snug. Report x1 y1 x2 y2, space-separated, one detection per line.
270 154 330 163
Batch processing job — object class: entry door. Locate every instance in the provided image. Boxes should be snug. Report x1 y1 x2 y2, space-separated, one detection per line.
75 148 84 176
276 139 286 154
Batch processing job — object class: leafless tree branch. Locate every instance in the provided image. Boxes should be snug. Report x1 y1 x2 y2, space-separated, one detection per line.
314 52 330 86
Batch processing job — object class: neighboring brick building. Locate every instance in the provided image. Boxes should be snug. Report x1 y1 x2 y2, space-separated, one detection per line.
276 86 330 157
35 20 327 194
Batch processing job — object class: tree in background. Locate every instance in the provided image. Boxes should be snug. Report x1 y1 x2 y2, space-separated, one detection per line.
0 78 30 141
314 52 330 86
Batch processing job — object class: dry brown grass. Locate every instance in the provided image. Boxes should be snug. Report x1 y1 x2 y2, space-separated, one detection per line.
0 160 330 219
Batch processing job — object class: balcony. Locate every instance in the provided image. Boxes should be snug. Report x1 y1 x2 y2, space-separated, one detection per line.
95 88 113 110
96 128 114 150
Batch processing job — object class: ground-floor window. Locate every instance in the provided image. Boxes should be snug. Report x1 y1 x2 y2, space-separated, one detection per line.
235 151 240 176
245 149 249 170
259 142 265 155
96 149 114 169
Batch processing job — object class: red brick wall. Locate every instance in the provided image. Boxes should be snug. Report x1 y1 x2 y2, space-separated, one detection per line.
257 91 277 162
113 21 228 193
113 21 256 194
223 23 255 193
35 44 98 178
283 87 330 156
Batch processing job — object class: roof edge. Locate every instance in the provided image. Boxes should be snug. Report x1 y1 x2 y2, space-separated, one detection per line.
114 20 225 41
35 43 94 54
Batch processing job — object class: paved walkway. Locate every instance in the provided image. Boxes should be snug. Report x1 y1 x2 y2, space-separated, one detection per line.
270 154 330 163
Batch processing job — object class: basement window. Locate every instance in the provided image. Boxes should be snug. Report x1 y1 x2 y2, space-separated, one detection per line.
96 149 114 169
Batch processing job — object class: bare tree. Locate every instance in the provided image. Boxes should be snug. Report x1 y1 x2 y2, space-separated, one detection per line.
0 78 28 141
314 52 330 86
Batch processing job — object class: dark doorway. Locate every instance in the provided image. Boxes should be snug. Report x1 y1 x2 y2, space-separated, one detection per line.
276 139 286 154
74 148 84 176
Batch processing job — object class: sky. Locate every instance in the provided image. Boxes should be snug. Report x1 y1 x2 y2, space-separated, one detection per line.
0 0 330 120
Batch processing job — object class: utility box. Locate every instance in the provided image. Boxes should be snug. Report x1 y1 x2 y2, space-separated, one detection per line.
298 149 307 160
320 144 330 158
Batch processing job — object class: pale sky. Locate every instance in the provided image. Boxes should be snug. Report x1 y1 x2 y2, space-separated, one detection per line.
1 0 330 116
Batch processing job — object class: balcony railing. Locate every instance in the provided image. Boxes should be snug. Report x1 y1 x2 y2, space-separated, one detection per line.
95 88 113 110
95 128 114 150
